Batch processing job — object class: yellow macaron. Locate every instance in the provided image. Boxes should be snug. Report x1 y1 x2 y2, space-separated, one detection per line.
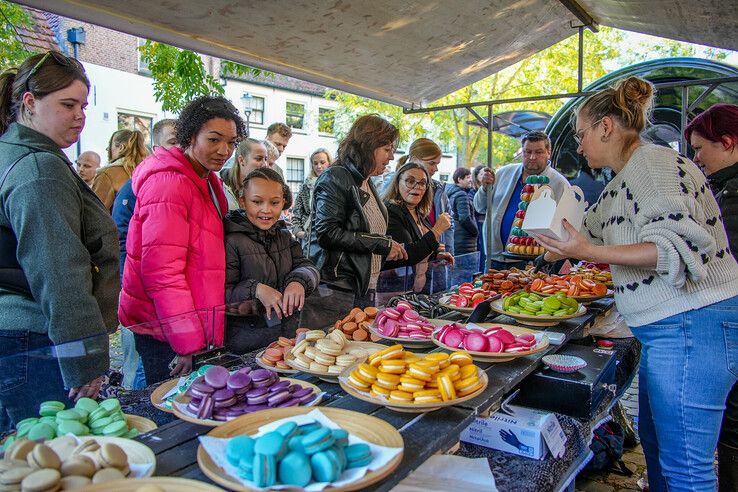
370 384 391 399
358 363 379 382
380 359 407 374
437 374 457 402
449 351 474 367
413 389 442 404
388 390 413 404
375 373 401 390
459 364 478 380
457 380 484 397
424 352 450 369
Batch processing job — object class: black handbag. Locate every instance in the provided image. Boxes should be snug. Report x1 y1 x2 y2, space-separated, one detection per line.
0 152 33 296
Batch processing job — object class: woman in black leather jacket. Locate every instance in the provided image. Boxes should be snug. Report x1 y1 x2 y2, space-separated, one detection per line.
686 103 738 492
303 115 406 324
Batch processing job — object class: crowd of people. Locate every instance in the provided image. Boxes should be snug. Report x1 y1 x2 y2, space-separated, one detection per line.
2 50 738 491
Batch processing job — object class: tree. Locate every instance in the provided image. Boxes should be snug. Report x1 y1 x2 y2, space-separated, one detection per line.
138 40 269 113
0 1 35 70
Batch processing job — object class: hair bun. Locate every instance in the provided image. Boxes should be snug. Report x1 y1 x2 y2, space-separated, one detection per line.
617 77 654 108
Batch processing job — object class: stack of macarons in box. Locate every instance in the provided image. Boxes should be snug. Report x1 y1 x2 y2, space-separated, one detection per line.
225 420 372 488
289 329 365 376
3 398 136 450
183 366 317 421
374 302 436 341
345 344 484 405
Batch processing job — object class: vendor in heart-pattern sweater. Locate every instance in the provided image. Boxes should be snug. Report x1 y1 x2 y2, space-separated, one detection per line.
535 77 738 492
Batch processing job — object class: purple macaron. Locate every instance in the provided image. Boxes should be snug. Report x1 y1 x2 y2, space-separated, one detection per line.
204 366 229 389
268 380 290 393
267 390 291 407
278 397 301 408
246 387 269 405
197 396 214 420
291 387 312 399
227 372 252 395
250 369 273 388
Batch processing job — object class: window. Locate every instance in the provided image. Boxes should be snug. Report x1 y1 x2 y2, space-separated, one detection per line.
136 38 150 74
118 111 152 146
249 96 265 125
318 107 335 134
286 157 305 194
286 102 305 130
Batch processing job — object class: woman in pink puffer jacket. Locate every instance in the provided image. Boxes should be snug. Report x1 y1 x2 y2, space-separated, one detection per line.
119 96 246 384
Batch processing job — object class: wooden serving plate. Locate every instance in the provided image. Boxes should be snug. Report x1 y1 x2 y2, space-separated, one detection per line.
150 377 181 413
489 298 587 327
338 364 488 413
197 407 403 492
76 477 224 491
430 323 549 362
438 293 501 315
172 377 322 427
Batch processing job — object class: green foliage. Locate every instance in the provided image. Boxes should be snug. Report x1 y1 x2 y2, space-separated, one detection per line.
0 1 35 70
138 41 269 113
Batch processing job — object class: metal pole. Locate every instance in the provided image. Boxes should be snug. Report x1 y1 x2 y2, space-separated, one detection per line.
577 26 584 93
485 104 494 270
680 86 689 153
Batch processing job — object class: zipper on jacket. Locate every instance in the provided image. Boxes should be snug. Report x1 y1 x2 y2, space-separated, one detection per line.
334 252 344 278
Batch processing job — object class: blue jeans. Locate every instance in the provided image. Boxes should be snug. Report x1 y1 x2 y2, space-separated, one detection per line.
120 327 146 390
631 295 738 492
0 331 72 433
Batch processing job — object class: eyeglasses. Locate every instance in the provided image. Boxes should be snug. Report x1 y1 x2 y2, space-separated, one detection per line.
573 118 603 145
402 178 428 189
25 51 79 93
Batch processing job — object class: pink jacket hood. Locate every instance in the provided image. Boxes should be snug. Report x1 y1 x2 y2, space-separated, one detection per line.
120 146 227 354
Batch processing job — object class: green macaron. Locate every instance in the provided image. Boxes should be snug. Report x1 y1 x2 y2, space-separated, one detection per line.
39 401 65 417
100 398 121 413
74 397 99 413
27 423 56 441
102 420 128 437
57 420 90 436
55 409 84 422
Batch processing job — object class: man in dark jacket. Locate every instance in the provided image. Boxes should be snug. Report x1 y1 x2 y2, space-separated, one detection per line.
112 118 176 390
447 167 478 255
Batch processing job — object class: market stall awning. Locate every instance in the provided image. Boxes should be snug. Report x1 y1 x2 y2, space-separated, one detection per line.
13 0 738 108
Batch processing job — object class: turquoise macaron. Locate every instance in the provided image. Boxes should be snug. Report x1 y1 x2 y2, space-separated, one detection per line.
276 421 299 440
288 435 305 453
254 431 286 457
345 443 373 468
226 436 255 467
331 428 349 447
301 428 335 455
297 421 322 435
310 449 342 482
331 445 347 471
278 451 312 487
238 455 254 481
252 453 276 487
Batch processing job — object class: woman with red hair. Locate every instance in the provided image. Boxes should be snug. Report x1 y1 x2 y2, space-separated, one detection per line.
686 103 738 491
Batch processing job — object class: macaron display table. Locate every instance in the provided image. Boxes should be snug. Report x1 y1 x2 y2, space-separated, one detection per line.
102 295 643 492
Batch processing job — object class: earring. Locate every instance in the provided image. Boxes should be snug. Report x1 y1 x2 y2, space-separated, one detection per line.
601 134 608 142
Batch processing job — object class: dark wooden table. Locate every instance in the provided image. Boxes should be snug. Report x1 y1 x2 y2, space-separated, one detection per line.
135 298 619 491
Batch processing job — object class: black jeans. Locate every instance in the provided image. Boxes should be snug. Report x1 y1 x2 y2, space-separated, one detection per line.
0 330 72 433
133 333 177 386
299 284 375 330
225 313 299 355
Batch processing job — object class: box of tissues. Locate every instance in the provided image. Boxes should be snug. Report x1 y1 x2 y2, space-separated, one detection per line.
521 185 588 241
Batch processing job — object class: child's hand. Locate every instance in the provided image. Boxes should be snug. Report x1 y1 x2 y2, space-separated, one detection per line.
281 282 306 317
256 283 283 320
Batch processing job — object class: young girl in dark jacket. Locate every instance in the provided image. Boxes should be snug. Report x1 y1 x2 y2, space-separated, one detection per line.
224 168 320 353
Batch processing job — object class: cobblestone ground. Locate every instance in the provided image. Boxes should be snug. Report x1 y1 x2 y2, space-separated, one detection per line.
575 373 646 492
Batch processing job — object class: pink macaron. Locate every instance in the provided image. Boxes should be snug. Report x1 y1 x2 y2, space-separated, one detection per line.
465 332 489 352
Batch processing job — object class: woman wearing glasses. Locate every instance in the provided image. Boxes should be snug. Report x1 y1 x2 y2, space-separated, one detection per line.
535 77 738 492
0 51 120 431
119 95 246 384
382 162 453 292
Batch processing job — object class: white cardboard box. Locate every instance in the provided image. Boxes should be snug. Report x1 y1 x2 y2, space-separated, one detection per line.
522 185 588 241
460 404 566 460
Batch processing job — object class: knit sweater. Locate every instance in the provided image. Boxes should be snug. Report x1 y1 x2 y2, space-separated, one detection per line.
582 144 738 327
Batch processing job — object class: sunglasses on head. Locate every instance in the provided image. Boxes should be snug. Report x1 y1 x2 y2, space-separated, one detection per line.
25 51 80 93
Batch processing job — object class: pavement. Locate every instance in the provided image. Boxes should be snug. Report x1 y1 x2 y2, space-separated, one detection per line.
575 374 647 492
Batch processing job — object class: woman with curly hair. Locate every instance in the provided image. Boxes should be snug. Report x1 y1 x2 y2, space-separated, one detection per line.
119 95 246 383
92 129 149 211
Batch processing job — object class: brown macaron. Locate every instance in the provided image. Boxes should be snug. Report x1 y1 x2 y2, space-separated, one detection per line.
71 441 98 456
59 475 91 490
45 437 77 463
6 440 35 462
26 445 60 471
97 444 127 470
60 456 96 478
91 468 125 484
19 468 61 492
